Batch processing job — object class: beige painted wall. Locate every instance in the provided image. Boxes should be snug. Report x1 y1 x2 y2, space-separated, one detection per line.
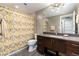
48 16 60 32
36 14 49 34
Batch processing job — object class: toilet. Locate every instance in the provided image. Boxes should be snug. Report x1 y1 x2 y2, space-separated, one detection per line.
28 39 37 52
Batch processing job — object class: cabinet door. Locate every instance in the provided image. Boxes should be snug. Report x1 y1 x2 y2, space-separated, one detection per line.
44 37 53 49
54 39 66 53
37 44 44 54
37 35 45 54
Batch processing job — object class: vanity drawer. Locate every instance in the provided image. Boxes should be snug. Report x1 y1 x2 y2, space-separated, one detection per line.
67 50 79 56
67 41 79 55
67 41 79 46
67 41 79 49
67 46 79 56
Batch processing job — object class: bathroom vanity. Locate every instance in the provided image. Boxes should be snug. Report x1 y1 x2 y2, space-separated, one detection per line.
37 33 79 56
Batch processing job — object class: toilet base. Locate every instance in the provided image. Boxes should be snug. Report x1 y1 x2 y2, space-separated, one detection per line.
28 45 37 52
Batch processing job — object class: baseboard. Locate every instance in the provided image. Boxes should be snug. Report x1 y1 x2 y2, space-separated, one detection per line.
6 46 27 56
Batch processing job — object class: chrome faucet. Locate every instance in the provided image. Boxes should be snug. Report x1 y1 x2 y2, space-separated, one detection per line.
55 32 57 35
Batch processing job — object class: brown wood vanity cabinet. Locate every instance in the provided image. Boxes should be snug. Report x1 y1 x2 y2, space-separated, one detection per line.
37 35 79 56
66 41 79 56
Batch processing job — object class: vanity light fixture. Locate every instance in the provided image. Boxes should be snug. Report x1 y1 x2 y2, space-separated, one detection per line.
49 3 64 12
48 3 64 9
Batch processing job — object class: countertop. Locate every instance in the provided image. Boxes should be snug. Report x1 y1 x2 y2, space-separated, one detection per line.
37 34 79 42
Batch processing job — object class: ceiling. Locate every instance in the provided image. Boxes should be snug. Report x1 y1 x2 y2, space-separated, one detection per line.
0 3 78 17
39 3 78 17
0 3 51 14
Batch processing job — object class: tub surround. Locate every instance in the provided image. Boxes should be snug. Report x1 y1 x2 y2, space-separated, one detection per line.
37 34 79 56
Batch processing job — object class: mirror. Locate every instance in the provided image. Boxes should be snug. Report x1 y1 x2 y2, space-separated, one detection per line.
36 3 78 34
47 12 76 34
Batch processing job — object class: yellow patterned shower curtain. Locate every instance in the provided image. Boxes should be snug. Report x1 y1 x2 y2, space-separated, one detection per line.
0 6 35 56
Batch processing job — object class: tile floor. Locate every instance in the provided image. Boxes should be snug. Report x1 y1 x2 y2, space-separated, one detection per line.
11 47 43 56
